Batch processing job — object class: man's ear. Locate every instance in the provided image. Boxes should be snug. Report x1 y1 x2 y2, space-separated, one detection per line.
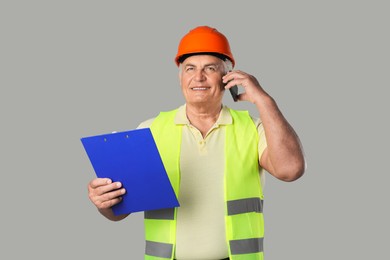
178 64 183 81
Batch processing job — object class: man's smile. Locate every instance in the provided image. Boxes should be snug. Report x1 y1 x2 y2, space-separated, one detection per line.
191 87 210 91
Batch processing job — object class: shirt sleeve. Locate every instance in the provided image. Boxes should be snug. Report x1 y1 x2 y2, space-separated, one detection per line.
136 118 155 129
251 117 267 160
251 116 268 188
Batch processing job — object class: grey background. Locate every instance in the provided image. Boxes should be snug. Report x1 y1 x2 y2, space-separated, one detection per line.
1 0 389 259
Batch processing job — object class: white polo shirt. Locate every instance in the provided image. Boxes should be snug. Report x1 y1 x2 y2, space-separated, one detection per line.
137 105 267 260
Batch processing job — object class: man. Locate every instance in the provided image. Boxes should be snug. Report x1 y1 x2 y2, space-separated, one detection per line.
87 26 305 260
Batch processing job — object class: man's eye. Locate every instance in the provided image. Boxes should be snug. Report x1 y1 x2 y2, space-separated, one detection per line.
186 67 194 72
205 66 217 72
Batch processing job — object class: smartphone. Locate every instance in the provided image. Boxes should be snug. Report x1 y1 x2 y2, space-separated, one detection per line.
229 85 239 102
224 72 239 102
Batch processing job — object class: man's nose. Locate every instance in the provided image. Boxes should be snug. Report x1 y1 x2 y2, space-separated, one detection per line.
194 68 206 81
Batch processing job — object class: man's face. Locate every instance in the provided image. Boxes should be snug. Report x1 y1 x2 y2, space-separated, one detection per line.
179 55 226 106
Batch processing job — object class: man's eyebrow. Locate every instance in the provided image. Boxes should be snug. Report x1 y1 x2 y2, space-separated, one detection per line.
204 63 219 67
184 63 195 68
184 62 219 68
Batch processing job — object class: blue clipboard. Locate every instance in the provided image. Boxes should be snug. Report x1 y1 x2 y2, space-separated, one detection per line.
81 128 180 215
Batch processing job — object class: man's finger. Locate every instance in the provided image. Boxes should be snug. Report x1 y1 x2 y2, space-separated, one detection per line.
89 178 112 189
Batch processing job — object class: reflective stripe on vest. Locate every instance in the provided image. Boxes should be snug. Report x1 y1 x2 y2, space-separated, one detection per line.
230 237 264 255
145 241 173 259
145 208 175 220
146 108 265 260
227 197 264 216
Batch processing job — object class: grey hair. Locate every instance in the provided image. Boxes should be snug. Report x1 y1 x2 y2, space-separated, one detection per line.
178 58 233 74
222 59 233 74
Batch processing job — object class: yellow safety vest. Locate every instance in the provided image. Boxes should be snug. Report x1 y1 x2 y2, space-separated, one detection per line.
144 108 265 260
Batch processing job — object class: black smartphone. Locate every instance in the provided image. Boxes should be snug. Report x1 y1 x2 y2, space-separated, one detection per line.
229 85 239 102
224 72 239 102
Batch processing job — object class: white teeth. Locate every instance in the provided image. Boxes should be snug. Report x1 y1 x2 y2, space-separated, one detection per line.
192 87 208 90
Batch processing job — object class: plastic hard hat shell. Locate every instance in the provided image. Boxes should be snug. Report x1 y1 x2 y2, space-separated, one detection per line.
175 26 235 67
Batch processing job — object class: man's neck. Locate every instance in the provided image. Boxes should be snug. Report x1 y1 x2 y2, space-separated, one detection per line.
185 103 223 137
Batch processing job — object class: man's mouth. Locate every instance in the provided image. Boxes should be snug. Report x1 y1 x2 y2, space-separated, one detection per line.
191 87 210 91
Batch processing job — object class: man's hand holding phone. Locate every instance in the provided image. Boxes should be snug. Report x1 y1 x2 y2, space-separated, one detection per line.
223 70 267 105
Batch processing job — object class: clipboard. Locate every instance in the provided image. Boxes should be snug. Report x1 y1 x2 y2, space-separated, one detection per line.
80 128 180 215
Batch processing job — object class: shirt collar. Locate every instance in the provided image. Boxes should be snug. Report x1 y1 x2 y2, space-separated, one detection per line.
174 104 232 126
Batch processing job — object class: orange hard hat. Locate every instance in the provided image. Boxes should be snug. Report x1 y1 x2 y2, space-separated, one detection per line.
175 26 235 67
